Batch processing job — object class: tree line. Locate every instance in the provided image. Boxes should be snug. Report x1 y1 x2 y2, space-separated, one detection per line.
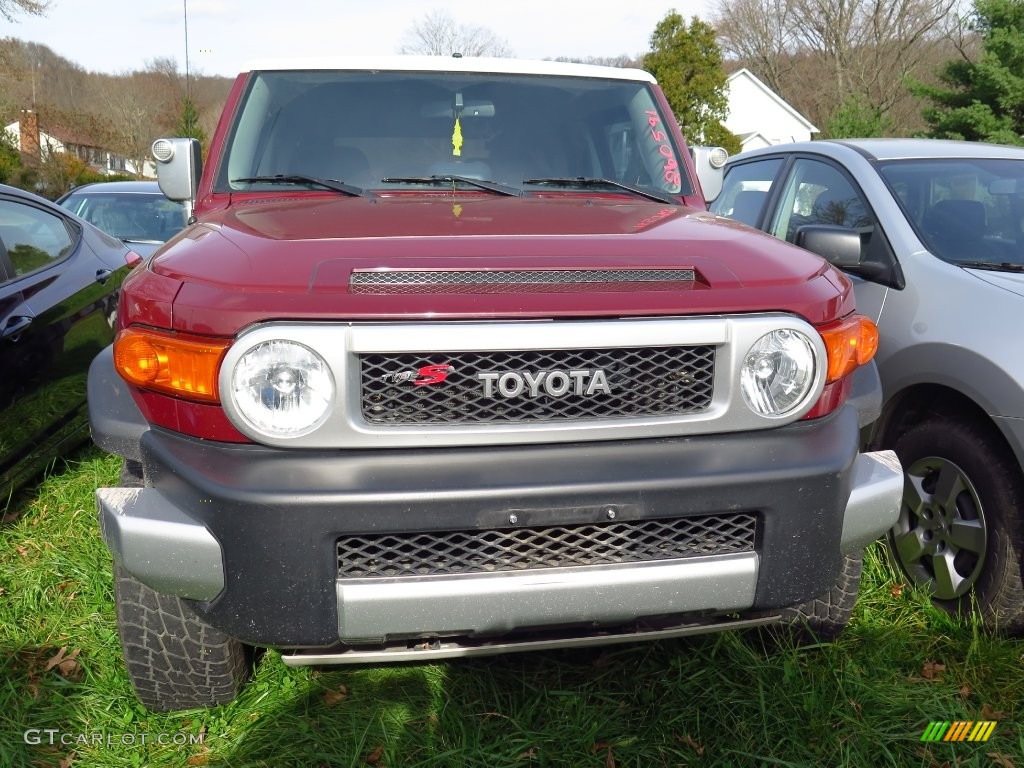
0 36 230 198
1 0 1022 200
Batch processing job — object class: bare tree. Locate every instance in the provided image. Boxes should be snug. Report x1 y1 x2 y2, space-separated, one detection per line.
0 0 48 22
712 0 960 135
398 10 513 57
714 0 799 94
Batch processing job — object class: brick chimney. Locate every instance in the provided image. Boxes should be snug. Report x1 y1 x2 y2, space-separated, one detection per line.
20 109 40 159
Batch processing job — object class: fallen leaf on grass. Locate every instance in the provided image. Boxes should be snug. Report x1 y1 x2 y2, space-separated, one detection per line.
58 756 74 768
604 749 616 768
186 756 209 767
981 704 1006 721
988 754 1016 768
16 544 29 558
890 582 905 598
679 734 705 755
921 661 946 680
365 745 384 765
45 648 83 682
515 748 538 761
590 741 613 754
960 684 972 698
321 684 348 707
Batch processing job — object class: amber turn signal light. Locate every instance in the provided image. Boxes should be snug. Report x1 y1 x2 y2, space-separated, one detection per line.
819 315 878 383
114 327 230 403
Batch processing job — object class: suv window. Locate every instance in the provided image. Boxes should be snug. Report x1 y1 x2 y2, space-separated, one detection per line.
709 158 782 227
0 199 75 279
220 71 692 196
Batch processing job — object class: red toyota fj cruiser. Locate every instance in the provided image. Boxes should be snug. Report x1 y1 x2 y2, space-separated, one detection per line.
88 56 902 711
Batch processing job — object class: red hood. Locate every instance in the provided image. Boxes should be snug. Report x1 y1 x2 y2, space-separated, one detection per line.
144 194 852 335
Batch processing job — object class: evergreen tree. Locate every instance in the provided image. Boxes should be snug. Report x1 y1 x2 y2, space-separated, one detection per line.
642 11 741 153
175 96 206 148
915 0 1024 145
827 93 892 138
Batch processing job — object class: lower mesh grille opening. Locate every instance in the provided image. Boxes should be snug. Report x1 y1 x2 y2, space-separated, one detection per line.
337 513 757 578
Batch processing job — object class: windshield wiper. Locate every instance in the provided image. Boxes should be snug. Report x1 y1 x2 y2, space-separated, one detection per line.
957 260 1024 273
380 175 521 196
231 174 365 197
522 176 681 206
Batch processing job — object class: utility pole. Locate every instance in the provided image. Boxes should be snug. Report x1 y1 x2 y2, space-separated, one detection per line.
183 0 191 99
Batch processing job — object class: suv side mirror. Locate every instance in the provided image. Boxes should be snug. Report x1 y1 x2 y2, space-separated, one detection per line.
794 224 863 269
689 146 729 203
151 138 202 218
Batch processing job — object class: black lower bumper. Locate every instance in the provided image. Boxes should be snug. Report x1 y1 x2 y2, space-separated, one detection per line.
111 405 865 646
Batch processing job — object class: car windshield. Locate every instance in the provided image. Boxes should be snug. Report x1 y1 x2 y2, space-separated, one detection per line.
62 192 186 242
878 158 1024 268
220 70 691 197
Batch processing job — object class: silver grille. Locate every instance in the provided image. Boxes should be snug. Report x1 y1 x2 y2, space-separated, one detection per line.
360 345 715 425
350 269 696 294
337 513 758 578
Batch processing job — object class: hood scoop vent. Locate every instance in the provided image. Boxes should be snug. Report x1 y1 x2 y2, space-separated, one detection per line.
349 268 698 294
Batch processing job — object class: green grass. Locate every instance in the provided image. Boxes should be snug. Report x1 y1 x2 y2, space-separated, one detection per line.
1 448 1022 767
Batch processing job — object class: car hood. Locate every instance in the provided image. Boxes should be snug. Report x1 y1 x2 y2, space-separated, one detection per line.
964 267 1024 298
149 195 853 335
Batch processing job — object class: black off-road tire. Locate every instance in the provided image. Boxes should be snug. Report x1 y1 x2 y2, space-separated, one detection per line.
777 553 863 643
114 564 253 711
888 417 1024 633
112 458 254 710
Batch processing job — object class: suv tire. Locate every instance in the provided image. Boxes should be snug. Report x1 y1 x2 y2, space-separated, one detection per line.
888 416 1024 633
113 564 253 711
113 460 253 710
780 553 862 642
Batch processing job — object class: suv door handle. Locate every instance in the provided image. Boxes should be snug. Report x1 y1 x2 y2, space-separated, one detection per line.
1 315 32 339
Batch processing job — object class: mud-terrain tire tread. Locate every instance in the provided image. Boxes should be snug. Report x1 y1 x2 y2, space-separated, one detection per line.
779 553 863 643
113 563 252 711
890 416 1024 634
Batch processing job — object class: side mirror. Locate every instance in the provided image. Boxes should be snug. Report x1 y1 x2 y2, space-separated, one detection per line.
689 146 729 203
794 224 863 269
151 138 202 218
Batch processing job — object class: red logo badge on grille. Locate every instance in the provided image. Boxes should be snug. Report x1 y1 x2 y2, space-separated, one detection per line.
414 364 454 386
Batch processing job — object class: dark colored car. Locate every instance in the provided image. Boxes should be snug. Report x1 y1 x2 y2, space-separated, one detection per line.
57 181 187 259
0 183 139 506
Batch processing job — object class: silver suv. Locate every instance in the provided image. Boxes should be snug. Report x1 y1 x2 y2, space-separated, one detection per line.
708 138 1024 632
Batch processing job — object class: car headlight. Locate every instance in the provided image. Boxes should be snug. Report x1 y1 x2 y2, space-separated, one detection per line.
740 329 817 417
229 340 334 438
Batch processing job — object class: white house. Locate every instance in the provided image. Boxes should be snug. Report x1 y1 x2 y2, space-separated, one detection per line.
724 69 818 151
3 110 155 178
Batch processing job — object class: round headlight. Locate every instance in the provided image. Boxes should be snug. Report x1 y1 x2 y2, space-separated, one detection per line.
741 329 817 417
229 340 334 438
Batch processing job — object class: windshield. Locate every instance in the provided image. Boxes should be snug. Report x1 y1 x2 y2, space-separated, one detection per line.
61 192 186 242
219 70 691 197
878 157 1024 268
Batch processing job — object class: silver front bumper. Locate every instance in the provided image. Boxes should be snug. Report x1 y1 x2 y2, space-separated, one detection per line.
96 449 902 637
336 553 759 642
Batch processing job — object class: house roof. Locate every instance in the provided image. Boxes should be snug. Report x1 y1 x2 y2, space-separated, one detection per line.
727 68 818 133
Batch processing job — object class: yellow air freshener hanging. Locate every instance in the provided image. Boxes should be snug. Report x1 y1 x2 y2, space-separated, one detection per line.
452 117 463 157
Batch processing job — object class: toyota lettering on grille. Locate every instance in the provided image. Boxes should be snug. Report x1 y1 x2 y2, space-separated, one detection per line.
479 369 611 398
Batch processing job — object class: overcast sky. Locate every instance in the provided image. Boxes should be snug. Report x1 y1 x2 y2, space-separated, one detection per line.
3 0 716 77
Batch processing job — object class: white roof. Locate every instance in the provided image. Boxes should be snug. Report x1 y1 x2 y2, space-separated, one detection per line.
243 55 656 83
